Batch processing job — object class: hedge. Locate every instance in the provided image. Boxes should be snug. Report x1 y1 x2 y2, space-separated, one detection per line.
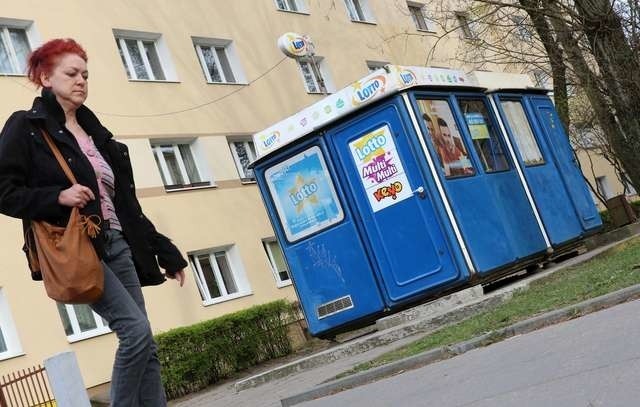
155 300 299 400
598 199 640 232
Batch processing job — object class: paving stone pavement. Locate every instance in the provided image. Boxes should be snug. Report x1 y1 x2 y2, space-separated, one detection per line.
169 334 422 407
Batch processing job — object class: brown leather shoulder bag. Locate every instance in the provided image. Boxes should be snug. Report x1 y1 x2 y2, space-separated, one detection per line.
28 130 104 304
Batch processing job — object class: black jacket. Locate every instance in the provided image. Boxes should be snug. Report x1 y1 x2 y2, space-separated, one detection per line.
0 89 187 286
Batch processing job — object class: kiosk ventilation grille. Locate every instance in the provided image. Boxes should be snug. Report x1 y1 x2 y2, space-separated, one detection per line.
317 295 354 319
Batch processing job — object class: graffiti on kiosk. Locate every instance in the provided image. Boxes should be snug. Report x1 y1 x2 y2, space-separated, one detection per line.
373 181 404 202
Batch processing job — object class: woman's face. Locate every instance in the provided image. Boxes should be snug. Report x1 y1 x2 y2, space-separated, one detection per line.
41 53 88 109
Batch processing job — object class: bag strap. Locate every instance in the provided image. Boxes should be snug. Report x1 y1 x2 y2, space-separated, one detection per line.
39 129 78 185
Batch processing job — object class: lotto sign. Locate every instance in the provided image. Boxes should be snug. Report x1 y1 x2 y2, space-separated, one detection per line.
349 125 413 212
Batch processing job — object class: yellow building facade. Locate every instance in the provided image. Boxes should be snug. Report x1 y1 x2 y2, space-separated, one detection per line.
2 0 624 391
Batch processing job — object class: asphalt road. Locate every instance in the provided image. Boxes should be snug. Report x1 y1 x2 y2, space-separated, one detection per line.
300 299 640 407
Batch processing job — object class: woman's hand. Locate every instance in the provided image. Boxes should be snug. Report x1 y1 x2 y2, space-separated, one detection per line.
58 184 95 208
167 269 186 287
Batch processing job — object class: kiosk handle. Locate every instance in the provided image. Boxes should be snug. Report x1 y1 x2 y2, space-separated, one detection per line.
413 186 426 199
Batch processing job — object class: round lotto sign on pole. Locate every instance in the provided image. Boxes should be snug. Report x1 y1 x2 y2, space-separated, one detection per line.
277 32 314 58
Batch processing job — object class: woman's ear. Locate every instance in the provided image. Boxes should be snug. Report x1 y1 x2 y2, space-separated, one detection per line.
40 71 51 88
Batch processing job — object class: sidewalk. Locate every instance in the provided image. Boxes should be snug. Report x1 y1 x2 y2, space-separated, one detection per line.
168 223 640 407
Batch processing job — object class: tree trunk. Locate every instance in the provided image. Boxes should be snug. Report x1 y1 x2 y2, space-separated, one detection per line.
574 0 640 191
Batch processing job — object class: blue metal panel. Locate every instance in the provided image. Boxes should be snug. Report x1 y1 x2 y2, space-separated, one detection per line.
408 92 548 274
326 99 467 304
254 138 385 336
526 96 602 234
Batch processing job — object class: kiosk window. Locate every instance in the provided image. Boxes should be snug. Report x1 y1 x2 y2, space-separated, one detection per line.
500 100 544 166
266 146 344 242
458 99 510 173
416 99 475 178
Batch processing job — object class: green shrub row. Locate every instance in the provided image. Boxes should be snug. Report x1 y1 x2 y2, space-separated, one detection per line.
155 300 299 400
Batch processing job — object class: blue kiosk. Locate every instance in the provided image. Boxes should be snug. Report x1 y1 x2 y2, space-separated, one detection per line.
251 66 601 337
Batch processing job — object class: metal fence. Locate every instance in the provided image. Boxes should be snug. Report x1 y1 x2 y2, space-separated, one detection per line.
0 365 55 407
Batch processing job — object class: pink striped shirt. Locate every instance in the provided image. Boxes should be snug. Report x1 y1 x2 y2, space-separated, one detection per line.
77 136 122 231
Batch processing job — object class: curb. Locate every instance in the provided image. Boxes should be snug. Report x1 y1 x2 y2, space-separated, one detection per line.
280 283 640 407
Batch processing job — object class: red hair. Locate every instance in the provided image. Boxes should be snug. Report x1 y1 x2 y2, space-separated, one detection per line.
27 38 88 87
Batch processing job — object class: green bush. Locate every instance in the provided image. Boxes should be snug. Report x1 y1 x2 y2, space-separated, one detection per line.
155 300 299 400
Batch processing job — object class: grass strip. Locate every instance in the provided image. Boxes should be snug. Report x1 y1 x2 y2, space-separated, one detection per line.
336 237 640 379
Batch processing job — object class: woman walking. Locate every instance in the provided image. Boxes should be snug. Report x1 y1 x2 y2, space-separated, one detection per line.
0 38 187 406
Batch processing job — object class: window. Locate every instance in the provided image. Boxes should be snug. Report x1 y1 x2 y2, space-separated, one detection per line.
532 69 550 88
458 98 510 173
264 239 291 287
455 12 476 39
229 139 257 182
511 16 532 41
500 100 544 166
366 60 388 73
190 247 251 305
0 289 22 360
0 26 30 75
408 2 435 32
114 29 175 81
275 0 307 12
344 0 375 22
152 141 210 190
417 99 475 178
193 38 245 84
624 178 637 196
56 303 110 342
297 57 333 93
596 176 613 200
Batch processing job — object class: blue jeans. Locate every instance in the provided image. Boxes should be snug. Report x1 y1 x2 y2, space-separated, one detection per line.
90 230 167 407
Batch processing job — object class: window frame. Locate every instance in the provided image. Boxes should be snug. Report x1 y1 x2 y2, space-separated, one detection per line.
343 0 375 23
193 37 246 85
296 56 334 94
407 2 436 32
0 18 37 76
0 289 23 361
414 96 477 179
263 238 292 288
274 0 308 13
366 60 389 73
455 12 477 39
57 303 111 343
189 246 252 306
113 29 176 82
498 98 546 167
151 141 212 191
229 138 258 183
456 96 512 174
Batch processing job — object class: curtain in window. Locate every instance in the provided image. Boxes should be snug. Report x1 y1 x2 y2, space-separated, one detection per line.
215 47 235 83
268 241 289 281
233 142 254 179
178 145 201 183
215 252 238 294
143 41 165 80
200 46 223 82
0 33 13 73
0 326 7 353
8 29 29 73
73 305 98 332
124 39 148 79
161 147 185 186
56 303 74 336
299 61 318 92
197 254 222 298
500 101 544 166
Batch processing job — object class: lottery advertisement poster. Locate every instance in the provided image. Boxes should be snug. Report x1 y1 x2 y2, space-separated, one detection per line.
349 125 413 212
265 146 344 242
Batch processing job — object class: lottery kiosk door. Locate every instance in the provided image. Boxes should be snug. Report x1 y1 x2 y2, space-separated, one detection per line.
327 98 467 305
257 139 386 336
